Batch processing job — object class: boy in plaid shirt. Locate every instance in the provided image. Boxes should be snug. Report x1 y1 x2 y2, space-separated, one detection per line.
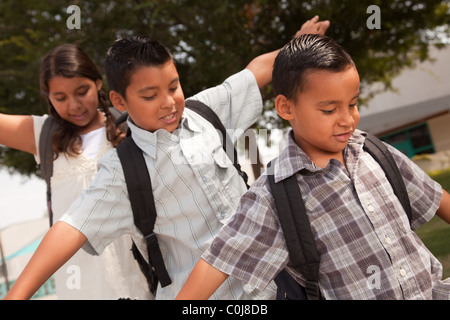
177 34 450 300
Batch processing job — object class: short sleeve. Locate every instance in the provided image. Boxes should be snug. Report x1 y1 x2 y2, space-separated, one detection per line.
186 69 262 133
386 143 443 230
202 176 289 291
60 149 137 255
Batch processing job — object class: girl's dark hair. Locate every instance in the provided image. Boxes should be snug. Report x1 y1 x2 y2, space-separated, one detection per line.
272 34 355 100
105 35 173 99
39 44 124 158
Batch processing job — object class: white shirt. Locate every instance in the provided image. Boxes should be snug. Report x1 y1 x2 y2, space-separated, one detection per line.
61 69 276 300
33 115 151 300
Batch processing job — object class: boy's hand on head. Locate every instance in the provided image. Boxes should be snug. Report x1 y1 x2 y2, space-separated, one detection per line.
295 15 330 37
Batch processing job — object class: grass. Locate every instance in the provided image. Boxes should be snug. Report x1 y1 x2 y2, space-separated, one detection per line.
415 216 450 279
428 168 450 191
414 168 450 279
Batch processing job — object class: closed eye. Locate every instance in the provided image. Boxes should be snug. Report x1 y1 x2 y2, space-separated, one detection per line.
77 90 88 97
76 85 91 97
52 94 66 102
142 95 156 101
321 109 336 115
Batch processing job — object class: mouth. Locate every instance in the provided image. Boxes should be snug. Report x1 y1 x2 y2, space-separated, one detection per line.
71 111 88 122
160 111 178 124
334 131 352 142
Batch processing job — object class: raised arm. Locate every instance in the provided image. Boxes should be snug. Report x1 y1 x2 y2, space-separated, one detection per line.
246 15 330 88
0 113 36 155
3 221 87 300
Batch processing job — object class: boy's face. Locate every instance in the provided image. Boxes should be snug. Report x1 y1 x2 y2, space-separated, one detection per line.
276 66 360 167
111 60 185 133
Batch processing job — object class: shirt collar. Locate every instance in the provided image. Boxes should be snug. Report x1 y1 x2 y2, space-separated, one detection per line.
273 129 366 183
179 108 204 134
126 110 203 160
127 118 158 159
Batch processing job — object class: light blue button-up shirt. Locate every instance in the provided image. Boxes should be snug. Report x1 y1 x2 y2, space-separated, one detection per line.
61 69 276 300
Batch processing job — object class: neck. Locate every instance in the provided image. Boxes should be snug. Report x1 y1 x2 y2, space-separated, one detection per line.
309 150 346 169
78 110 104 135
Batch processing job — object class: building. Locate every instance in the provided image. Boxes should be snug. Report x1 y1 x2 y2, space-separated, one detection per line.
0 218 56 299
358 44 450 159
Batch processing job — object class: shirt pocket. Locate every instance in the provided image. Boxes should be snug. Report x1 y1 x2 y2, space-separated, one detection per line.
211 148 246 219
374 181 411 234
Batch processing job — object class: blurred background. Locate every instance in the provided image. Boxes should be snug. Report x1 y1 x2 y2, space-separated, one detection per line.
0 0 449 299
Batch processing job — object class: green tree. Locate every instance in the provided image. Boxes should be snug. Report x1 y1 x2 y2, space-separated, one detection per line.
0 0 449 176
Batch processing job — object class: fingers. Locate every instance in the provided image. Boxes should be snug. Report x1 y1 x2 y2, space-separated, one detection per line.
295 15 330 37
317 20 330 35
309 15 320 24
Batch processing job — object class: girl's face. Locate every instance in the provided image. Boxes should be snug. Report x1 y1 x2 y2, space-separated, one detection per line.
47 76 103 133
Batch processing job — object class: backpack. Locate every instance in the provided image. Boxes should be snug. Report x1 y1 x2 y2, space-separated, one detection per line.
116 99 250 295
267 132 412 300
39 107 125 226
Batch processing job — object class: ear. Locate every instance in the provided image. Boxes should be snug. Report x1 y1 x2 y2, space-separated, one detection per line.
275 94 295 121
95 79 103 91
109 90 127 112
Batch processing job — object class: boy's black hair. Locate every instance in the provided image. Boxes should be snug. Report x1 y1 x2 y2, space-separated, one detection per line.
105 35 173 99
272 34 355 100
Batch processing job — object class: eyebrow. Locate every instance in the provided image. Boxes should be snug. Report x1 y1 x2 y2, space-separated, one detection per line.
51 84 91 96
137 78 179 94
317 93 360 106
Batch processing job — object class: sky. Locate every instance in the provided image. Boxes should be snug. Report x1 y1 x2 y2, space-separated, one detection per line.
0 169 47 230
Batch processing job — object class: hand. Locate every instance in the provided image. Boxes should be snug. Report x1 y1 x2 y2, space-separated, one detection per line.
295 15 330 37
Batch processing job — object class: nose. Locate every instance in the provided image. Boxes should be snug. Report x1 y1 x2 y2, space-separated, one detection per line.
338 108 356 128
68 95 82 112
161 93 176 110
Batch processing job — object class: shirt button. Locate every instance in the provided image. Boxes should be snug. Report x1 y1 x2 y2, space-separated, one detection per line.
399 268 407 276
201 176 207 182
368 205 375 212
385 237 392 244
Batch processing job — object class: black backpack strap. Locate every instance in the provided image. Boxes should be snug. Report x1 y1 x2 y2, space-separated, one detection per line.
114 101 249 188
185 99 249 189
363 133 412 225
39 108 125 227
117 137 172 292
110 107 130 135
39 116 59 226
268 135 412 299
108 106 122 120
115 101 250 295
267 161 321 300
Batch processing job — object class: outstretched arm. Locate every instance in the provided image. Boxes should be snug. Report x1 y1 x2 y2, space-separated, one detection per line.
3 221 87 300
246 15 330 88
0 113 36 155
176 258 229 300
437 188 450 224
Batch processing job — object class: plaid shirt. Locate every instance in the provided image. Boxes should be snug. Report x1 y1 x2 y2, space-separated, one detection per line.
203 129 450 299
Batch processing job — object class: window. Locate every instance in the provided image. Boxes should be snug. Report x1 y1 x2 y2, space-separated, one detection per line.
380 123 435 158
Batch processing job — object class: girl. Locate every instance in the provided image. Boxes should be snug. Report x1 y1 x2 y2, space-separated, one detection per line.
0 44 151 300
